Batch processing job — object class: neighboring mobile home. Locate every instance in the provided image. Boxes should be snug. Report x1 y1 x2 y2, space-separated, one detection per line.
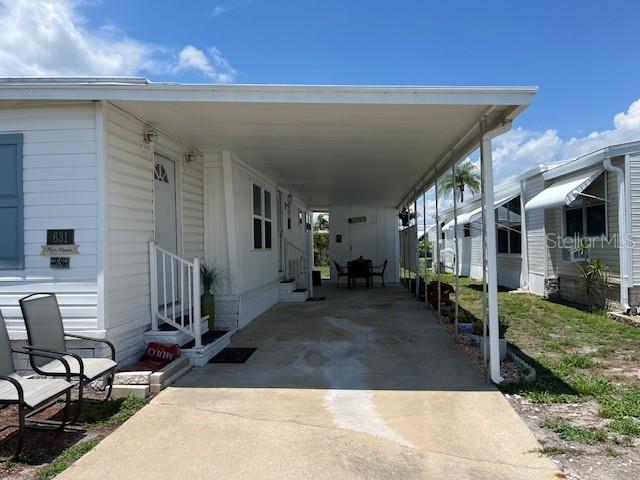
440 140 640 312
0 77 535 382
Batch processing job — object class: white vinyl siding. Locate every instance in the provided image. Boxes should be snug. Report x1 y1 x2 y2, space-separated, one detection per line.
105 105 154 335
629 154 640 286
0 103 99 335
524 175 546 275
104 104 204 362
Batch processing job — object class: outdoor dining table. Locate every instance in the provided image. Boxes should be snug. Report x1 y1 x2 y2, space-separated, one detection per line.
347 258 372 289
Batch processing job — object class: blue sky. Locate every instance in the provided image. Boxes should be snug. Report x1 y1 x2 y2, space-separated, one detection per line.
83 0 639 138
0 0 639 219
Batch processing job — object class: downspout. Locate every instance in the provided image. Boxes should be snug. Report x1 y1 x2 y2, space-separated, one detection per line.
519 180 530 290
603 157 631 313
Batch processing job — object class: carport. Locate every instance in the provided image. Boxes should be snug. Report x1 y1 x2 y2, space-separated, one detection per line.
0 80 536 380
100 82 538 382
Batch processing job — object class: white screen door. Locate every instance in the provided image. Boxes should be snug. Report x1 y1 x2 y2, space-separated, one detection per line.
154 154 178 305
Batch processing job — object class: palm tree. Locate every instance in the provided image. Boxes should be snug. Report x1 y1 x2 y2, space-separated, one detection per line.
438 160 480 202
314 214 329 231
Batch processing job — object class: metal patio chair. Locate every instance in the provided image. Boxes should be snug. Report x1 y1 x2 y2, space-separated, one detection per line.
0 310 74 459
334 261 349 288
371 260 388 287
19 293 117 417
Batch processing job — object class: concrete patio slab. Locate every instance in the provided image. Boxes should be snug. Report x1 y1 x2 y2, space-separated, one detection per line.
59 285 561 480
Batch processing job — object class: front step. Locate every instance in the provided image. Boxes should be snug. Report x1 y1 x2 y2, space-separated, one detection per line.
144 315 209 347
280 287 310 303
181 330 233 367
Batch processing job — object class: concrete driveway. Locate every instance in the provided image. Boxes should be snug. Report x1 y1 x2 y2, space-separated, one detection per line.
61 285 561 480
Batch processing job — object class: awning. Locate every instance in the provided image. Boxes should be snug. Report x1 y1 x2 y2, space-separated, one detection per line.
524 167 603 211
442 191 519 231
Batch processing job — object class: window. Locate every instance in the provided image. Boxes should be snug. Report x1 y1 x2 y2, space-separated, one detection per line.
0 134 24 269
496 196 521 255
154 163 169 183
298 209 303 227
252 183 272 249
463 223 471 238
562 246 590 263
305 212 312 232
563 173 607 238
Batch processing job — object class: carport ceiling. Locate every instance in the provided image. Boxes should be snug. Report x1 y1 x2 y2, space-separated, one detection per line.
118 100 508 208
0 80 536 207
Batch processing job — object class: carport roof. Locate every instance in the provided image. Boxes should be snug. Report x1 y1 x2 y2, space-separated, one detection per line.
0 78 537 208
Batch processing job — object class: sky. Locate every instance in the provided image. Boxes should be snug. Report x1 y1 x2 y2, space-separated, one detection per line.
0 0 639 224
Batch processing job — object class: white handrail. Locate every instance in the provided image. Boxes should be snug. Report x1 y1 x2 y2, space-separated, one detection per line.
285 240 309 290
149 241 202 348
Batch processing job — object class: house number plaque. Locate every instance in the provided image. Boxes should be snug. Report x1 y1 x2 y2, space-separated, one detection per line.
43 229 77 269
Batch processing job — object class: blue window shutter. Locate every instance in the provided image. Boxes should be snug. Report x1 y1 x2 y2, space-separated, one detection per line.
0 133 24 269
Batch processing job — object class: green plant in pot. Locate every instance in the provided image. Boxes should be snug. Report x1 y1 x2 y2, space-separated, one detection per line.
200 261 221 331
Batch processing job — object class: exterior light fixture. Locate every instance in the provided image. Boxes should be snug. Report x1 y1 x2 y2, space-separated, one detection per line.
184 151 198 164
143 129 158 145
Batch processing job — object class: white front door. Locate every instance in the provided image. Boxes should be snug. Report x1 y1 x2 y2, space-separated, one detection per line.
349 222 377 262
154 154 178 305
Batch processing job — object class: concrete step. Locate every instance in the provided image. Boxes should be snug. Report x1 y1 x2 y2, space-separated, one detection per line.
144 316 209 346
280 288 309 303
181 330 233 367
111 384 149 399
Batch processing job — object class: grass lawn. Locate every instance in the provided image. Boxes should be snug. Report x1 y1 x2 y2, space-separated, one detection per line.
439 273 640 447
314 264 330 279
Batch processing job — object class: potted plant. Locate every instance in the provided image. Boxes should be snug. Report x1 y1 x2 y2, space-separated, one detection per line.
469 316 509 360
200 261 221 331
456 309 475 334
398 207 415 227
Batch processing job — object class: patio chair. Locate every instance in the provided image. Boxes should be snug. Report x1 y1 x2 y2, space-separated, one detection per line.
371 260 388 287
0 310 74 459
19 293 117 414
334 261 349 288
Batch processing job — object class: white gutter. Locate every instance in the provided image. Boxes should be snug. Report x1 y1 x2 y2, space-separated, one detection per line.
519 180 530 290
603 157 631 313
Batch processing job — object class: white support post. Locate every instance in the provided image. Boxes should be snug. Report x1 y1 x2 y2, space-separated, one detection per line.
452 164 460 333
435 175 441 317
149 241 158 331
414 198 420 299
480 153 488 369
481 133 503 384
423 191 428 308
193 256 202 348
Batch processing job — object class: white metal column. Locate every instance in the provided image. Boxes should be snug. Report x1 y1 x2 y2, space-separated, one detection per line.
480 132 503 383
452 164 460 333
423 191 428 307
435 174 441 317
414 197 420 299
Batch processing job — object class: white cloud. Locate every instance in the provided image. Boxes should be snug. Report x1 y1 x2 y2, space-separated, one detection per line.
175 45 237 82
212 5 231 17
491 98 640 184
0 0 236 82
211 1 253 18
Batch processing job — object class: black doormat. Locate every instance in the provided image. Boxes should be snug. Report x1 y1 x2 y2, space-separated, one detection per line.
306 296 326 302
209 347 256 364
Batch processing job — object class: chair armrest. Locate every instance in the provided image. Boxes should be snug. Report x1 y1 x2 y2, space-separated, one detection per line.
13 348 73 381
0 374 23 403
64 333 116 361
21 345 85 380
